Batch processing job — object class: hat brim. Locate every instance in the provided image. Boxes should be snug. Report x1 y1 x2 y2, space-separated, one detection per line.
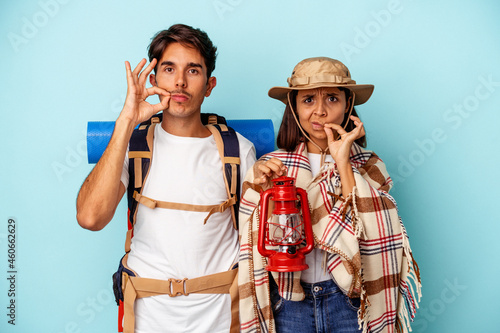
268 83 374 106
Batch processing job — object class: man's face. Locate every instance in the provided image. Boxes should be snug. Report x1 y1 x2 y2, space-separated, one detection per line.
150 42 216 119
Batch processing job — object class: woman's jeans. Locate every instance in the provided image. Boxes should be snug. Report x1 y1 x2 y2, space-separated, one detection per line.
270 277 362 333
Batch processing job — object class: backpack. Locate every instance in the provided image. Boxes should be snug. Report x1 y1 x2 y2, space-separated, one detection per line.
126 112 241 233
113 112 242 332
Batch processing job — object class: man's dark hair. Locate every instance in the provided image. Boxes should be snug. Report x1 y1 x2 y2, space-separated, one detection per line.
148 24 217 79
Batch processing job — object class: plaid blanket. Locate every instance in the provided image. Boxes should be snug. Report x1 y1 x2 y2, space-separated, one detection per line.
238 142 421 333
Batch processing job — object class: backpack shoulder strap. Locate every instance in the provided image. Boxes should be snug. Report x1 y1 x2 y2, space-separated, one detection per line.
202 113 227 126
125 121 156 252
126 112 240 242
206 123 241 230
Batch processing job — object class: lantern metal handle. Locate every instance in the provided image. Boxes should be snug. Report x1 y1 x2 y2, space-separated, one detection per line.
258 189 275 258
296 188 314 256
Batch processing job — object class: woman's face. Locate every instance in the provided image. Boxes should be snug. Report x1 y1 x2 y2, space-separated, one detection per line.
296 87 348 150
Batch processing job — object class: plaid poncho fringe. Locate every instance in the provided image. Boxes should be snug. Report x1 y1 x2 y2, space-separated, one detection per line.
238 142 421 333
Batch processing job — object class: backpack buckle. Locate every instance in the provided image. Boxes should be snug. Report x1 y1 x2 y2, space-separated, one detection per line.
168 278 189 297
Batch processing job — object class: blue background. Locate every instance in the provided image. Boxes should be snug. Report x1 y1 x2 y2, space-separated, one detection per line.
1 1 499 332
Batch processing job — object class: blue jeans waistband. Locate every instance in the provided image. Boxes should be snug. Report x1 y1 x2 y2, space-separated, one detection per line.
300 279 342 297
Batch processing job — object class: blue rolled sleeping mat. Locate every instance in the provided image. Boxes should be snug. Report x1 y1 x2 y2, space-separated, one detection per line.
87 118 275 163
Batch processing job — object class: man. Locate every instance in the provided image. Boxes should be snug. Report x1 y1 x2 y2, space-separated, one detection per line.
76 24 256 333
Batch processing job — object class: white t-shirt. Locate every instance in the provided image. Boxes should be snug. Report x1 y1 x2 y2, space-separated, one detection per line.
300 152 334 284
121 123 256 333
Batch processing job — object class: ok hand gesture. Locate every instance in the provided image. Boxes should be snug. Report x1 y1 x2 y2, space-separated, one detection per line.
120 58 171 127
324 116 365 166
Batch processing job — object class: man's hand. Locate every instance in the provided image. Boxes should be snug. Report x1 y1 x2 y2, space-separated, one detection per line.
120 58 171 126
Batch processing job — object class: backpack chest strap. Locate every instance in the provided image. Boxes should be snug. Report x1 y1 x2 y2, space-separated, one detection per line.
133 191 237 224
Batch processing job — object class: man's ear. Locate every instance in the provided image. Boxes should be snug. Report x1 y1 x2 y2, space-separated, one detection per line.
205 76 217 97
149 74 157 87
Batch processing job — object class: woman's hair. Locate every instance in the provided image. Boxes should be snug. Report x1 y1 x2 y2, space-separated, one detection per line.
276 88 367 151
147 24 217 79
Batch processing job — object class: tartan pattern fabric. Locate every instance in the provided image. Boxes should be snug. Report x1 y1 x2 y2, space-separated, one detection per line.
238 142 421 333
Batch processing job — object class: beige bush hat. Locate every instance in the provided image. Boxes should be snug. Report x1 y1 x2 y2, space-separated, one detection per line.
268 57 374 105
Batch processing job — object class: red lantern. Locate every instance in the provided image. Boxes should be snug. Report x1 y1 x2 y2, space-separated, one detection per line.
258 176 314 272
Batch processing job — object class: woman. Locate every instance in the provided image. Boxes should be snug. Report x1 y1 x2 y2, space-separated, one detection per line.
238 57 421 333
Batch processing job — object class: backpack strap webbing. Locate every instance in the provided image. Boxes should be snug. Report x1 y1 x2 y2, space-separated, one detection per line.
122 270 238 333
133 191 236 224
118 253 239 333
126 113 240 234
126 114 161 238
206 124 241 230
125 123 155 253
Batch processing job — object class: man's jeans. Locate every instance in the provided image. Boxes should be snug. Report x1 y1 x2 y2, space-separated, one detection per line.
270 277 362 333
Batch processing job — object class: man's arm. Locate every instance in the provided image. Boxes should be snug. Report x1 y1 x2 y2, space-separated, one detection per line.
76 118 134 231
76 58 170 231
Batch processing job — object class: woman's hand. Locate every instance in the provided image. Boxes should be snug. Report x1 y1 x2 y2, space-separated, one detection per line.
324 116 364 196
253 158 287 191
324 115 365 166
